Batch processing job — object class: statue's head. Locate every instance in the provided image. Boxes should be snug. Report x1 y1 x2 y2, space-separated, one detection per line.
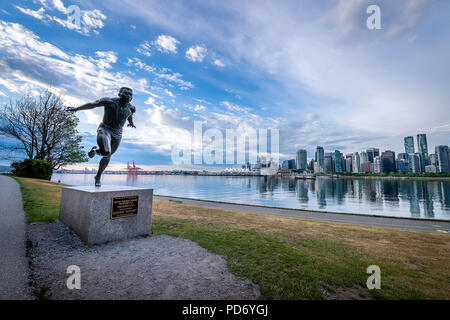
118 87 133 102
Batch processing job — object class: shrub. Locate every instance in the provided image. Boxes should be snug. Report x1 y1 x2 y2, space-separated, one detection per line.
11 159 53 180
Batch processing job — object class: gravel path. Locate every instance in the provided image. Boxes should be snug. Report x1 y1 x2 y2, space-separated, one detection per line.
0 175 33 300
27 221 260 300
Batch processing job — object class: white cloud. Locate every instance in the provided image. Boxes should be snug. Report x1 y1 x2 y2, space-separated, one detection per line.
52 0 67 13
164 88 174 97
137 41 151 56
123 105 194 153
127 57 155 72
47 14 79 30
15 6 46 20
155 71 193 90
100 0 448 154
0 20 150 106
15 1 107 35
81 9 106 33
213 59 225 67
186 45 207 62
221 101 250 113
7 1 450 158
95 51 118 69
144 97 157 107
187 104 206 112
127 57 193 89
154 35 180 54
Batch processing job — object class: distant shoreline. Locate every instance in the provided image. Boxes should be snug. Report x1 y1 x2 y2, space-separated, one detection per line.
319 175 450 181
50 171 450 181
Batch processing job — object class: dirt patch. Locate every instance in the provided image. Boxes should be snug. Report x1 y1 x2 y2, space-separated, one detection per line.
322 286 374 300
26 221 260 300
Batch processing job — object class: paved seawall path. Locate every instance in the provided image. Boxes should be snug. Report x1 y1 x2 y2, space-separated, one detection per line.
0 175 32 299
154 195 450 234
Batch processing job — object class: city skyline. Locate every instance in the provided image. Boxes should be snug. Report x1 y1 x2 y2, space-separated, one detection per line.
288 132 450 174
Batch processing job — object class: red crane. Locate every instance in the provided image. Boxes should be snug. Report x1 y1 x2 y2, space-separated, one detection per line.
125 161 142 174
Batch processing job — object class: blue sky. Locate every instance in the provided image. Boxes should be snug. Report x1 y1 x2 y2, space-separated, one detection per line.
0 0 449 170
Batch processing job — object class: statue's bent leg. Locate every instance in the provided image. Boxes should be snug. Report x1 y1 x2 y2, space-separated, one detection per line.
95 155 111 186
96 128 112 157
94 129 112 186
110 136 121 156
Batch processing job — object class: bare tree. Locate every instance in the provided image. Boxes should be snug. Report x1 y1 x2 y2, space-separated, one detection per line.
0 90 88 169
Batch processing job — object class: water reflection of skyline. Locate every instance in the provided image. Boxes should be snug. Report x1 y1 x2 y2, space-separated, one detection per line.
52 174 450 220
251 176 450 219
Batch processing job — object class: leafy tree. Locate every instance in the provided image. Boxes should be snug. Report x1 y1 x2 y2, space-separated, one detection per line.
11 159 53 180
0 89 88 169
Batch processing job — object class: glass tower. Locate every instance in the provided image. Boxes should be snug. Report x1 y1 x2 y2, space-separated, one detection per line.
366 148 379 163
381 150 396 173
404 136 415 154
334 150 343 173
417 133 429 164
435 145 450 173
315 146 324 169
296 149 307 170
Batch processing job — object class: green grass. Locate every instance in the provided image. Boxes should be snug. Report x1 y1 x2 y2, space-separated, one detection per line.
13 176 63 222
152 218 433 300
14 176 450 299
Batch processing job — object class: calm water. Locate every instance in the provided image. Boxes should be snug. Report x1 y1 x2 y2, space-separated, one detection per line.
51 174 450 220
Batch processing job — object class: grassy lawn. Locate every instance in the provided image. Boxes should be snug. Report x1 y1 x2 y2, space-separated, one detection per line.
13 176 65 223
14 176 450 300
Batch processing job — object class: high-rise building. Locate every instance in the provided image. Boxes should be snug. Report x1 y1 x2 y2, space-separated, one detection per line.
360 162 372 173
381 150 396 173
352 152 360 173
307 159 314 171
397 159 409 173
366 148 379 163
296 149 307 170
398 153 409 161
429 154 437 166
359 151 368 164
404 136 415 154
345 154 352 172
415 152 425 172
313 161 322 173
435 145 450 173
324 154 333 173
334 150 343 173
417 133 429 165
315 146 324 170
409 154 422 173
374 156 383 173
281 159 296 170
397 153 409 173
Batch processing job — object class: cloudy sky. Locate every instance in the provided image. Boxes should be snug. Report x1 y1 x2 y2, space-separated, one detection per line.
0 0 449 170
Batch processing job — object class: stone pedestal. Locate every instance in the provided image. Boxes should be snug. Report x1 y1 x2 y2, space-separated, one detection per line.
59 185 153 245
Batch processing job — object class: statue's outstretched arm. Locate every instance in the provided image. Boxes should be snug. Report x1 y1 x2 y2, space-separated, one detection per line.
127 105 137 128
67 98 108 112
